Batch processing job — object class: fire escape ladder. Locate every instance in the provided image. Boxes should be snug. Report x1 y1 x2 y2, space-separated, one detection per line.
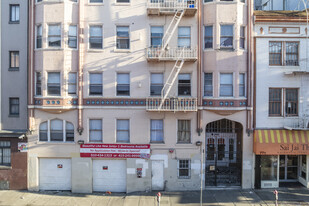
159 10 184 58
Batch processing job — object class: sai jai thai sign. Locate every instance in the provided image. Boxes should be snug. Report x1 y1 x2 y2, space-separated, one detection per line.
80 144 150 159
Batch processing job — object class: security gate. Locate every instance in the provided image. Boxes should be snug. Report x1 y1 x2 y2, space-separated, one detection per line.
205 119 242 187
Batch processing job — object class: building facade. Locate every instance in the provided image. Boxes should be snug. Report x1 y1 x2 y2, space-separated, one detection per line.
0 0 28 189
254 8 309 188
27 0 254 193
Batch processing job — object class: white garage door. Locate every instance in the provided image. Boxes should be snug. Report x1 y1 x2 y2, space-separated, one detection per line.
39 158 72 191
93 160 126 192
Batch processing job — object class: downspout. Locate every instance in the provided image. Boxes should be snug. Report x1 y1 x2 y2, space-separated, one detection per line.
197 0 203 136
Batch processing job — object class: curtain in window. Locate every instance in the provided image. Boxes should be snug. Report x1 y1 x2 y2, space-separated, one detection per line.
220 25 233 47
151 74 163 96
37 25 42 48
50 120 63 141
151 26 163 47
11 5 19 21
204 26 213 49
89 120 102 142
117 120 129 142
39 122 48 141
178 120 190 143
151 120 163 142
178 27 191 48
89 73 102 95
117 73 130 84
90 73 102 84
68 73 77 94
239 73 245 97
48 73 60 84
220 73 233 96
68 25 77 48
89 26 102 49
204 73 213 96
2 149 11 165
10 98 19 115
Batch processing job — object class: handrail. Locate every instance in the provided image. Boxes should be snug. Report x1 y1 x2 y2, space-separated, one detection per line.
147 0 197 9
283 117 309 130
146 47 197 60
146 97 197 112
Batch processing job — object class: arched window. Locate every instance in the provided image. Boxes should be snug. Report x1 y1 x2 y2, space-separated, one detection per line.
50 119 63 141
66 122 74 142
39 122 48 141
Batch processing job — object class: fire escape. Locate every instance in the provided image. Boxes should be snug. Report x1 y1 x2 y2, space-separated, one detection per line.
146 0 198 112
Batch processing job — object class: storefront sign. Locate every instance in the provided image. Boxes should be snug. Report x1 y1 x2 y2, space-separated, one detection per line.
80 144 151 159
18 143 28 152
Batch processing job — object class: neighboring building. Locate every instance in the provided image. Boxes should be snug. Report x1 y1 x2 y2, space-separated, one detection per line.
254 9 309 188
0 0 28 189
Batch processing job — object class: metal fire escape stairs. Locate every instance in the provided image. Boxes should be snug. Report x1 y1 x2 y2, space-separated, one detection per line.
157 9 185 111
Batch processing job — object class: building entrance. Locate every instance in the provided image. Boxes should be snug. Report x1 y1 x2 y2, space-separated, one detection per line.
205 119 242 187
279 155 298 182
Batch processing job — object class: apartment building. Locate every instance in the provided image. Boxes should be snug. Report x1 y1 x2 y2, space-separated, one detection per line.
27 0 254 193
0 0 28 189
254 0 309 189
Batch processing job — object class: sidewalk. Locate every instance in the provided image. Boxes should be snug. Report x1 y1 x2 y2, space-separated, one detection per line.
0 188 308 206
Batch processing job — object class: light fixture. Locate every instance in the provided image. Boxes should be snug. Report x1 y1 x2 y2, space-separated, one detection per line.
195 141 202 146
77 140 84 145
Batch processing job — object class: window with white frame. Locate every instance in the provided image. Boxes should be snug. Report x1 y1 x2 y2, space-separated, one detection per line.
269 88 298 117
47 72 61 95
239 73 245 97
117 73 130 96
150 73 163 96
240 26 245 49
90 0 103 2
204 26 213 49
116 26 130 49
204 73 213 97
178 159 190 179
68 72 77 95
220 25 233 48
9 51 19 69
36 72 42 96
39 120 74 142
0 141 11 166
117 0 130 3
37 25 42 49
89 25 103 49
117 119 130 143
10 5 20 23
89 73 102 95
89 119 102 142
220 73 233 97
178 27 191 48
68 25 77 49
9 98 19 116
150 119 164 143
204 0 213 2
48 24 61 47
269 41 299 66
178 74 191 96
177 120 191 143
151 26 163 48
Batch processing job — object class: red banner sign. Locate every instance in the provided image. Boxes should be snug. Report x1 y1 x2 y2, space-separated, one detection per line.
80 144 151 159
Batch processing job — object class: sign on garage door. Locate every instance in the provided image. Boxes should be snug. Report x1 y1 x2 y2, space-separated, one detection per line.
39 158 72 191
93 160 126 192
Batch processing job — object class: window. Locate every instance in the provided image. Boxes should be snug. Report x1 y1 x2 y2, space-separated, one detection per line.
116 26 130 49
68 25 77 49
204 73 213 96
150 120 163 143
0 141 11 166
220 25 233 48
37 0 43 2
269 88 298 117
39 120 74 142
48 24 61 47
10 5 20 23
89 25 103 49
239 73 245 97
117 73 130 96
204 0 213 2
269 88 282 116
178 160 190 179
36 72 42 95
117 119 130 143
90 0 103 2
117 0 130 2
9 98 19 116
178 74 191 96
150 73 163 96
269 42 299 66
47 72 61 95
89 119 102 142
178 27 191 48
177 120 191 143
9 51 19 69
240 26 245 49
89 73 103 95
68 72 77 95
151 26 163 48
204 26 213 49
37 25 42 48
220 73 233 97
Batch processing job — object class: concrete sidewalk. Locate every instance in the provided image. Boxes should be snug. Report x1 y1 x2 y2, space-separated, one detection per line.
0 188 308 206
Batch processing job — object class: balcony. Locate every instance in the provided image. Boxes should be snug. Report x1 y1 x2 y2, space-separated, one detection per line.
147 0 197 16
283 117 309 130
146 97 197 112
146 47 197 62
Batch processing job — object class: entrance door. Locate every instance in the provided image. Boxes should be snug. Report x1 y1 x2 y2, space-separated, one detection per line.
152 160 164 190
279 155 298 182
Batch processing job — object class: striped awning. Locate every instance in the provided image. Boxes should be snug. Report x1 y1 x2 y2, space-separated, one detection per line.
254 130 309 155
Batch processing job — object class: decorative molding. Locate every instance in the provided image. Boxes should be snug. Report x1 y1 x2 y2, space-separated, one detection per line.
202 99 247 108
83 98 146 106
268 27 300 34
34 98 78 106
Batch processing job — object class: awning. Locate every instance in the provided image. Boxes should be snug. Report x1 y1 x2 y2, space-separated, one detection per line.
254 130 309 155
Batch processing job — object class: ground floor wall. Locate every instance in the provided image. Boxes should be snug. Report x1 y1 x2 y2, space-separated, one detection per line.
0 137 27 190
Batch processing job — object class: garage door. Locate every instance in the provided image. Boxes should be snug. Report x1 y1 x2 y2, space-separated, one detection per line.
39 158 72 191
93 160 126 192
